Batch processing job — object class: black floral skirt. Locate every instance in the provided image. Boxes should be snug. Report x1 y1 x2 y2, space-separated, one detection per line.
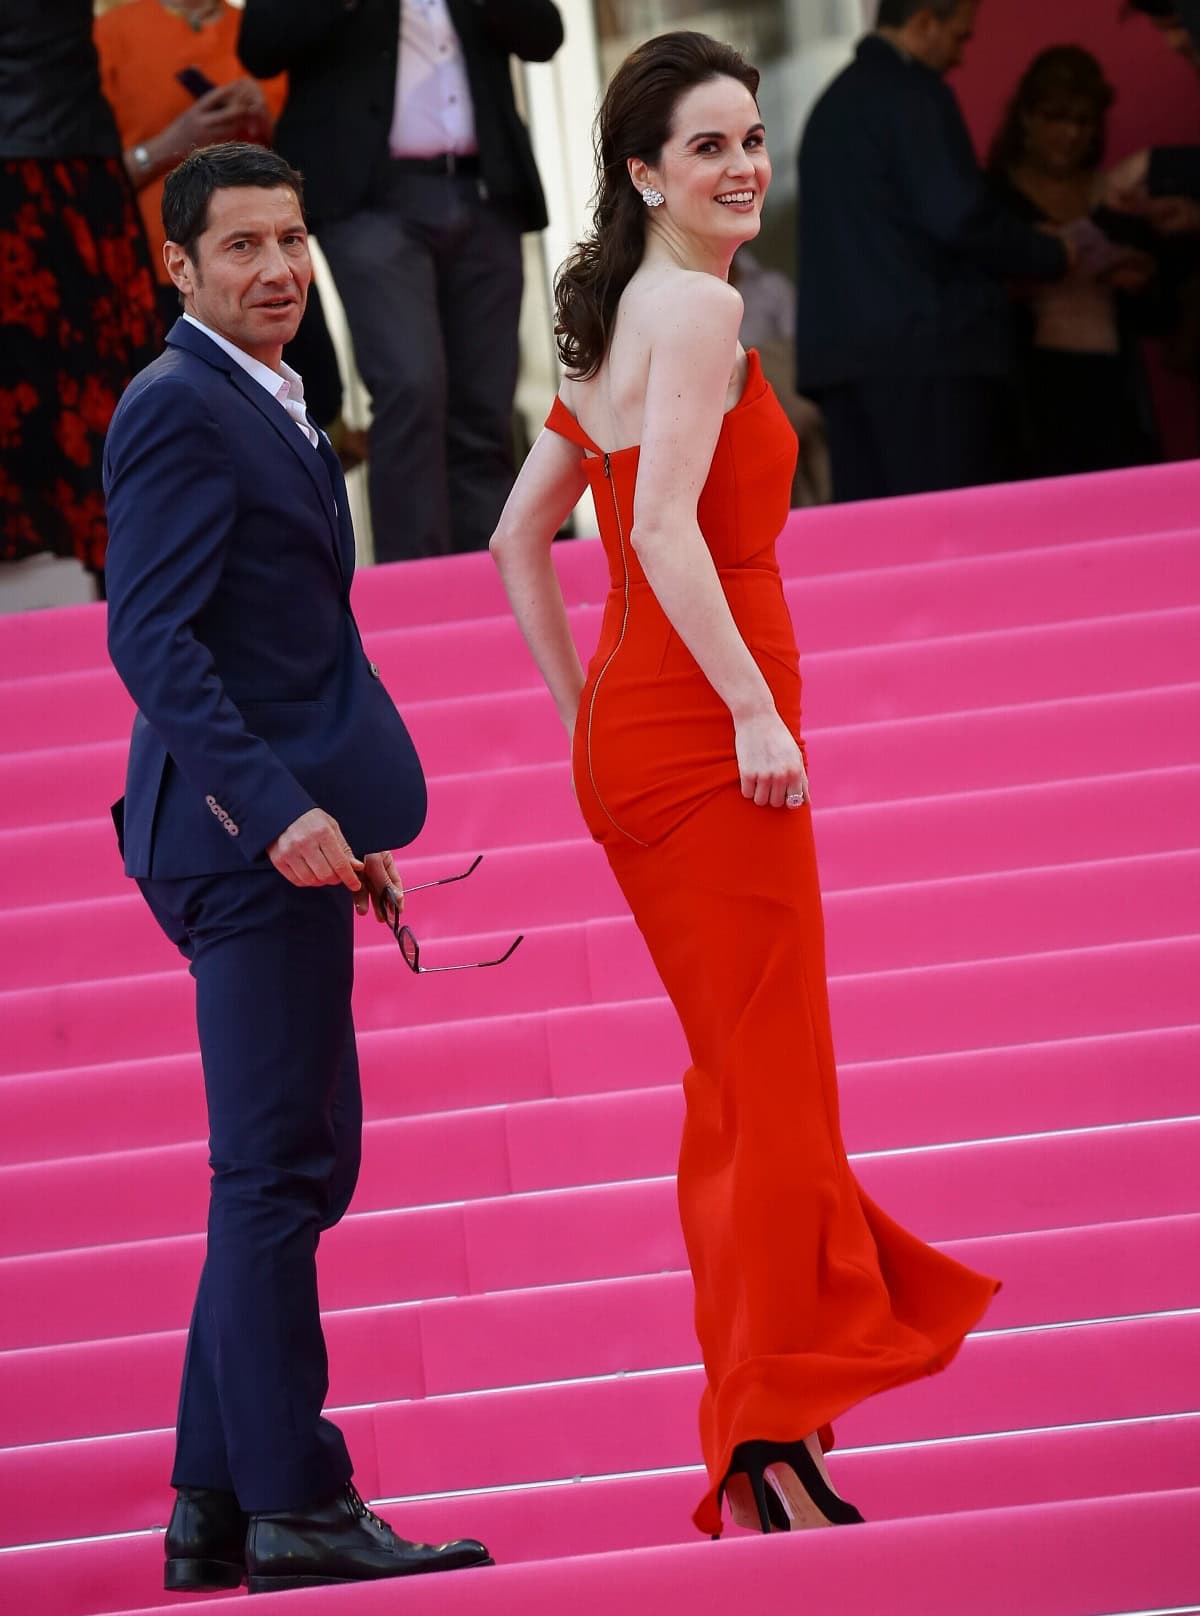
0 155 163 570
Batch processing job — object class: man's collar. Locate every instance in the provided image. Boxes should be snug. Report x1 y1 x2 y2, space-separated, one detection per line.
181 312 286 395
863 31 922 68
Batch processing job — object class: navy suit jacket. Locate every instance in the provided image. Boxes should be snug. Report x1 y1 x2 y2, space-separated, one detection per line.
795 35 1066 391
104 318 427 880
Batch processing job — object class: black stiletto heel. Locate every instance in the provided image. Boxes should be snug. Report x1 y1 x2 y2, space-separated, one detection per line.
721 1439 865 1532
717 1455 790 1533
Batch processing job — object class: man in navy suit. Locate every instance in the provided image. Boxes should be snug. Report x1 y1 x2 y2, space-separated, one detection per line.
103 142 492 1594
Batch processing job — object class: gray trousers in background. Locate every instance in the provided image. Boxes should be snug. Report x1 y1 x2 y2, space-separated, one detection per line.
319 167 524 563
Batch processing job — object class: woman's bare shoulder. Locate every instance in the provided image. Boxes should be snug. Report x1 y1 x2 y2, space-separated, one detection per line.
637 266 743 331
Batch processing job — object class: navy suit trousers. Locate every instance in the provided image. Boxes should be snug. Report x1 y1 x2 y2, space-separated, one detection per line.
139 869 361 1512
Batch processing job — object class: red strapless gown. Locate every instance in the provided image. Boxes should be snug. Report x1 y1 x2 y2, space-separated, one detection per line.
545 350 998 1535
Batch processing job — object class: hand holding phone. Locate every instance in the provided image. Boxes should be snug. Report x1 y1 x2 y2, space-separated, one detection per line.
166 73 273 156
176 66 219 100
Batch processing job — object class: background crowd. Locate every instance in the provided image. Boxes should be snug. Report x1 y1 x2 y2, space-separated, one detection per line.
3 0 1200 609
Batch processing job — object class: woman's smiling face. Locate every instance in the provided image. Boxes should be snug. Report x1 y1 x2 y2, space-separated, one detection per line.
635 74 771 249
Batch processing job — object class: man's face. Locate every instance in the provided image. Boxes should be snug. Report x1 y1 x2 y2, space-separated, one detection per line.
917 1 979 76
166 185 311 364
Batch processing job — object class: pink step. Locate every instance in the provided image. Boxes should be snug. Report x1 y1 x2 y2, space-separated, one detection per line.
373 596 1200 715
381 1312 1200 1498
3 1477 1198 1616
6 844 1194 994
2 1018 1193 1171
3 525 1198 756
0 909 1195 1079
6 677 1197 837
3 457 1195 679
350 507 1200 633
116 1490 1200 1616
1 1115 1194 1350
2 762 1194 911
3 937 1197 1243
0 1214 1194 1450
0 466 1194 1616
8 603 1199 754
1 1310 1195 1546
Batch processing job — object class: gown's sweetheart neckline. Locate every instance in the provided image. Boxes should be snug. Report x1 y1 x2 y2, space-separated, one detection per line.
550 348 763 463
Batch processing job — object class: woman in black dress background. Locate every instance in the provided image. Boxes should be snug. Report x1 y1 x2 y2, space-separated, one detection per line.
0 0 161 589
989 46 1167 479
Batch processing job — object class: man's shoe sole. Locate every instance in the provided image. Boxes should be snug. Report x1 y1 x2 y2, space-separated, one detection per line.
164 1556 245 1591
247 1556 495 1593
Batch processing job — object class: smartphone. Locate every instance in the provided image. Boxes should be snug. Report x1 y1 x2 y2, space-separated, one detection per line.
176 66 218 99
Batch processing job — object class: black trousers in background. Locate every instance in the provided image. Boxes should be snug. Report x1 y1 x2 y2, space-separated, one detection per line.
816 375 1016 503
1020 349 1159 479
318 165 524 562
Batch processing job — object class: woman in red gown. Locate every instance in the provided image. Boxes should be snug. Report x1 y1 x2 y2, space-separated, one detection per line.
490 30 998 1538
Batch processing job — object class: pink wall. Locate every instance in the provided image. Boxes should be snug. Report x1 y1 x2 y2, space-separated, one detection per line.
951 0 1200 163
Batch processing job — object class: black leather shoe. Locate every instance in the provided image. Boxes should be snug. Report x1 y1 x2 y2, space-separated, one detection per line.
245 1483 493 1593
164 1486 247 1591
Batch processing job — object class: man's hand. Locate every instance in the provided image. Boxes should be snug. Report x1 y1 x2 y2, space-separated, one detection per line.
268 808 363 891
358 850 403 922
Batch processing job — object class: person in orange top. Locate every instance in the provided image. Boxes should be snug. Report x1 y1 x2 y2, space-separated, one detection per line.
95 0 353 448
96 0 285 302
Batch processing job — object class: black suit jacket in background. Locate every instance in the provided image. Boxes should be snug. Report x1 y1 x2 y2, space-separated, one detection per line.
238 0 562 232
795 35 1066 393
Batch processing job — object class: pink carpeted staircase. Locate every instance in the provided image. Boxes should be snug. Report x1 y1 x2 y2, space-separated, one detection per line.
0 464 1198 1616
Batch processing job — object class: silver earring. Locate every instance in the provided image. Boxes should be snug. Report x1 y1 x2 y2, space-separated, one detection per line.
642 187 665 209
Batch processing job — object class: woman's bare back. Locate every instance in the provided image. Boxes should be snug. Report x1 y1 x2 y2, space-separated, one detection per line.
562 264 748 456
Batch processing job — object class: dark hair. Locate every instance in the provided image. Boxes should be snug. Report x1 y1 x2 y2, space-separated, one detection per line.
554 31 759 379
1125 0 1179 16
987 45 1114 176
876 0 967 25
162 142 306 261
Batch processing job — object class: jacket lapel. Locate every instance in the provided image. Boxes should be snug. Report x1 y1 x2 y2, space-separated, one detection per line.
166 319 342 558
224 364 340 539
311 420 356 586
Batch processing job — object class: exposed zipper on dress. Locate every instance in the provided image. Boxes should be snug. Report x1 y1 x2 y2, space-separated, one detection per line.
583 453 649 847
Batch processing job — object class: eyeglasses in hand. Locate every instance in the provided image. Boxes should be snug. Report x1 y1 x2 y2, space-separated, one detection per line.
382 854 524 973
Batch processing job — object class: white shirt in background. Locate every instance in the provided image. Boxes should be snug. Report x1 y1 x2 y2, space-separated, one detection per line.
182 312 320 447
389 0 478 158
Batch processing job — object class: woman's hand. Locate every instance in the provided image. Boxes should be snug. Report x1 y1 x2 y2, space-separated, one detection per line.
163 82 254 157
735 711 808 809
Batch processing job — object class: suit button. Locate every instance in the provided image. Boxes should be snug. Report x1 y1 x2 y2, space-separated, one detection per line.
368 661 380 679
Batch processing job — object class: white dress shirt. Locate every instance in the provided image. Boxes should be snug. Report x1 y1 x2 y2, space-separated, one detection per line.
389 0 478 158
182 312 320 447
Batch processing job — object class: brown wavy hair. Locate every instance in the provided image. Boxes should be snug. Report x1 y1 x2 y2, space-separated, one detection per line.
988 46 1115 177
554 31 760 380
